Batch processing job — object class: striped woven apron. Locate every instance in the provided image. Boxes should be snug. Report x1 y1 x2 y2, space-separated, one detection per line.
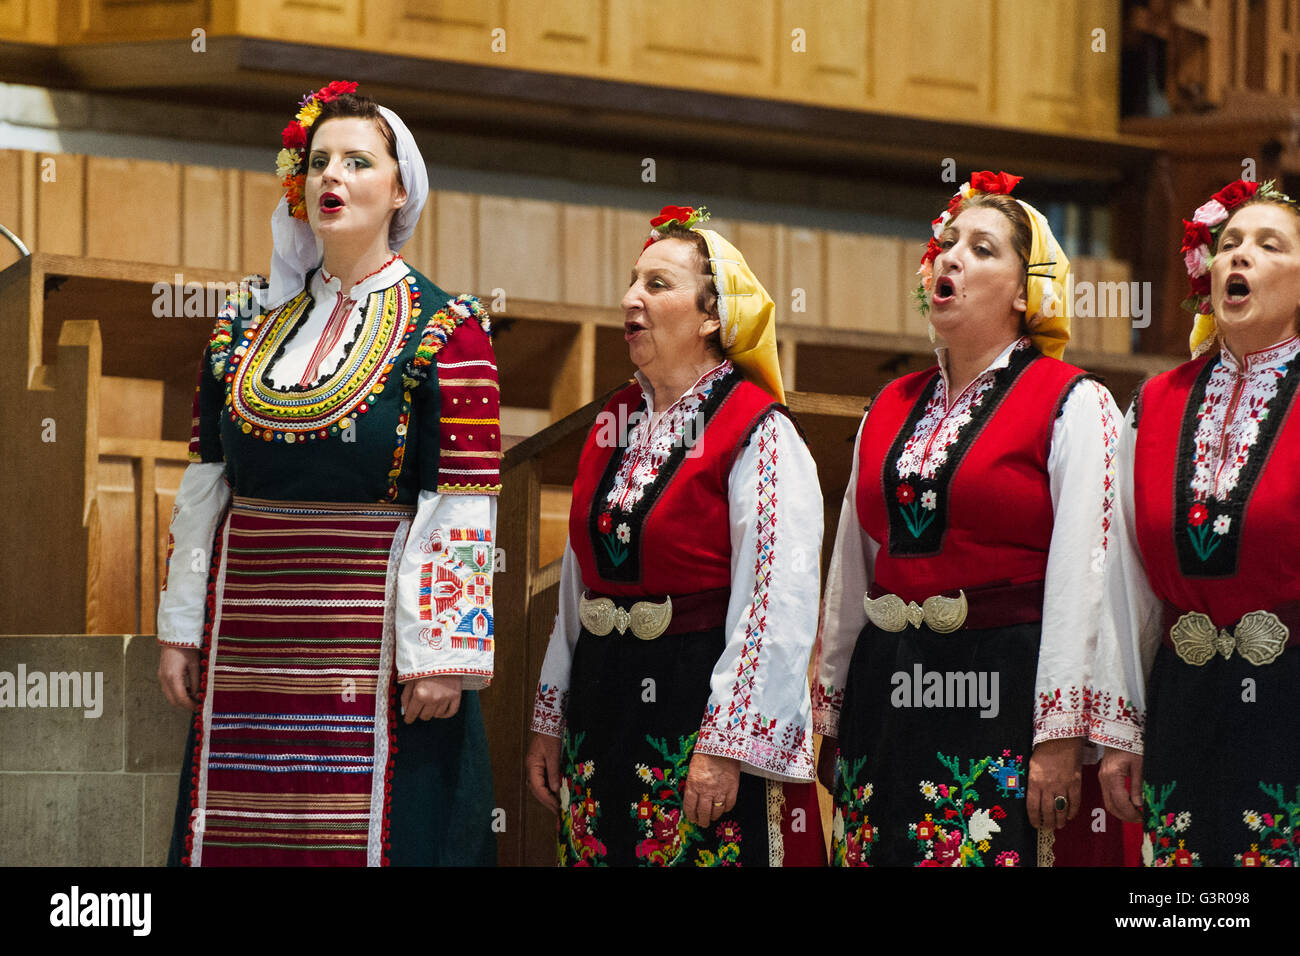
188 497 414 866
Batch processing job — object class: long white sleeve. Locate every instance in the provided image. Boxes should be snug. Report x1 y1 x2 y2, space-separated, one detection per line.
1091 402 1163 754
530 541 584 737
811 415 879 738
1032 379 1122 754
692 411 823 782
156 462 231 647
394 489 497 688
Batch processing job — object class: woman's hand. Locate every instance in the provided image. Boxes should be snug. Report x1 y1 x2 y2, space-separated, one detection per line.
816 736 839 792
400 674 462 722
1098 746 1144 822
158 646 201 711
1027 736 1083 830
525 732 563 814
684 752 741 827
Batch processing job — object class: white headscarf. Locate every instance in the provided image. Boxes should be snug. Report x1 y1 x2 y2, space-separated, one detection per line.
254 103 429 311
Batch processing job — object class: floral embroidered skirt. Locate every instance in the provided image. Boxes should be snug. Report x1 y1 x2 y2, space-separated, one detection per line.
559 624 820 866
832 619 1043 866
1142 644 1300 867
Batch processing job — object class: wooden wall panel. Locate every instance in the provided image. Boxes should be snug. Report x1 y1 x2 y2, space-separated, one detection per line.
433 191 478 293
238 0 362 44
825 231 904 333
780 225 825 327
612 0 776 96
93 456 139 634
237 171 279 278
98 377 163 440
872 0 995 120
478 196 562 302
36 152 84 257
86 157 181 265
996 0 1119 134
181 165 236 270
776 0 872 107
507 0 606 73
1098 257 1135 354
0 0 30 36
75 0 209 40
560 203 605 306
380 0 509 61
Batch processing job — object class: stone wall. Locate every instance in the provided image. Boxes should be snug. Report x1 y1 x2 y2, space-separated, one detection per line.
0 635 190 865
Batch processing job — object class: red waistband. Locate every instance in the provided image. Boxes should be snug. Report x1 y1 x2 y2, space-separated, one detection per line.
1160 600 1300 649
583 587 731 636
867 578 1045 631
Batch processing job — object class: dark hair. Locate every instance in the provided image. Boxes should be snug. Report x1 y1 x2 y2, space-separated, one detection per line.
650 225 724 359
951 192 1033 268
303 93 402 188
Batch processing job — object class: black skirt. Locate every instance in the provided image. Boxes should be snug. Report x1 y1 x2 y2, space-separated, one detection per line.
558 623 783 866
831 618 1042 866
1142 645 1300 867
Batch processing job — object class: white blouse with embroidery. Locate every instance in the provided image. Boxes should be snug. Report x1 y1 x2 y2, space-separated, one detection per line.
156 260 497 689
812 337 1122 756
531 361 825 783
1095 336 1300 754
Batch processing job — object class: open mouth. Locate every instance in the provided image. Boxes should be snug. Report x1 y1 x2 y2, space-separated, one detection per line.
1225 274 1250 303
321 193 345 211
932 276 956 303
624 318 647 339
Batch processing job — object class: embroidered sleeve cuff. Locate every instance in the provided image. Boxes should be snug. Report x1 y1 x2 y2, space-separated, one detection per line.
811 684 843 738
694 719 815 783
531 682 567 737
1032 710 1091 746
397 666 492 690
156 636 201 650
812 710 840 739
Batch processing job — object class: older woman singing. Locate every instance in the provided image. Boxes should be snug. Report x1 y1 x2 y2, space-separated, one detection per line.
814 173 1125 866
1097 179 1300 866
525 206 825 866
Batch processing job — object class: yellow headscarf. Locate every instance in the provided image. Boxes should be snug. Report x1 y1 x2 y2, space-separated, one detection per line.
1016 198 1072 361
642 207 785 403
695 228 785 403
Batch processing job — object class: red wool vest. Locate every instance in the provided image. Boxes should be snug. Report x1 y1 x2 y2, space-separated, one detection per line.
857 347 1089 604
570 371 781 598
1133 357 1300 626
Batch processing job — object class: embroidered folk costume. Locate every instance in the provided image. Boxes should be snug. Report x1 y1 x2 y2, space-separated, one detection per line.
156 83 500 866
814 174 1125 866
1098 180 1300 866
531 210 826 866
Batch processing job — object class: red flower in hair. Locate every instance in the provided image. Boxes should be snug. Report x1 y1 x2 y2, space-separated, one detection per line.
921 237 943 264
945 192 965 215
1189 273 1211 297
1211 180 1260 210
970 171 1023 195
650 205 698 228
282 122 307 150
1181 220 1212 254
316 80 359 104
